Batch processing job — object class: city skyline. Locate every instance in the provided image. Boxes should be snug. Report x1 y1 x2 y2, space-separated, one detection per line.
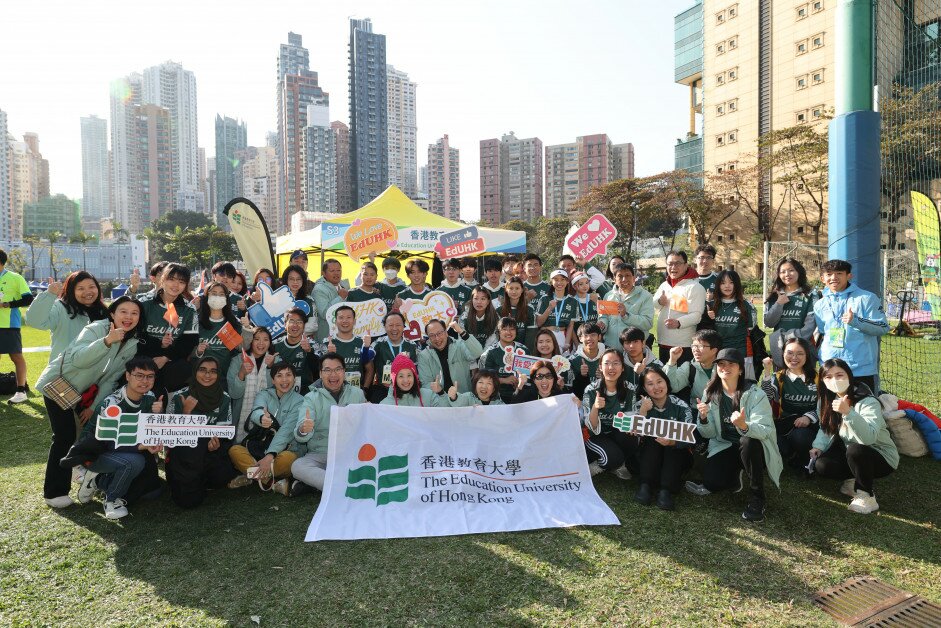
0 0 690 222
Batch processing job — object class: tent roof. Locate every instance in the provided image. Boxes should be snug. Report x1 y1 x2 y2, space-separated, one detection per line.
322 185 464 230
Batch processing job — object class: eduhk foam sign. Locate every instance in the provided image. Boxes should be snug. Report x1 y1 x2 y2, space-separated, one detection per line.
434 226 486 259
565 214 618 262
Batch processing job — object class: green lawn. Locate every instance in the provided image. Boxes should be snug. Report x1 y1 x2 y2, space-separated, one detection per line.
1 327 939 626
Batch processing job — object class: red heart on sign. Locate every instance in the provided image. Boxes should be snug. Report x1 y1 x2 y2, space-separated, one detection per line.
404 320 422 341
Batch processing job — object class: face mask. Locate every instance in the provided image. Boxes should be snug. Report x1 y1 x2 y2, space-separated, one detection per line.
824 378 850 394
384 269 398 279
207 295 227 310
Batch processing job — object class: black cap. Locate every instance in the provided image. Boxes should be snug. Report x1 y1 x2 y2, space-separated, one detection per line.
290 249 308 261
715 348 745 368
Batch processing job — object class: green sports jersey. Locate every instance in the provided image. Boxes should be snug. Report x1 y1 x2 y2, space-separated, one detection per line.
482 283 505 301
459 311 496 348
397 286 432 301
481 341 527 399
0 269 31 328
437 282 473 313
197 317 242 377
543 296 578 329
347 285 395 305
713 300 756 356
168 386 232 426
272 336 316 393
778 373 818 421
582 383 636 434
138 293 199 344
524 280 552 302
329 336 366 387
571 296 598 325
774 293 815 331
372 337 419 387
699 273 718 295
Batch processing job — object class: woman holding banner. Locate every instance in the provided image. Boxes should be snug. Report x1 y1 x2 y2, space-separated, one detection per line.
633 366 695 511
582 349 637 480
193 281 244 380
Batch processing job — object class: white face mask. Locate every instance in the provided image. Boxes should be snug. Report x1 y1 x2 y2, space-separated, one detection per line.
207 295 228 311
824 378 850 394
384 269 398 279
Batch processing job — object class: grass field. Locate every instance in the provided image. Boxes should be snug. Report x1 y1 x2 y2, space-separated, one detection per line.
1 327 939 626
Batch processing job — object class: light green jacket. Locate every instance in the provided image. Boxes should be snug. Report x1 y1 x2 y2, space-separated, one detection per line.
812 396 899 469
36 319 142 413
697 386 783 487
446 391 505 407
26 290 93 362
417 335 483 395
380 387 444 407
600 286 655 349
247 387 307 456
663 360 715 404
312 278 343 341
295 381 367 455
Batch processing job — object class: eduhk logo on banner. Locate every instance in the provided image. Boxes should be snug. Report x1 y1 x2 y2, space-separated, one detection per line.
345 444 409 506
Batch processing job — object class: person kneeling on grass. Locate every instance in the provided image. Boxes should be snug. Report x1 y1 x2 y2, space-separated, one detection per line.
582 349 637 480
290 352 367 497
445 369 504 407
164 356 239 508
685 348 783 523
632 366 695 511
228 362 306 496
72 357 165 519
381 353 444 407
759 337 820 469
809 359 898 514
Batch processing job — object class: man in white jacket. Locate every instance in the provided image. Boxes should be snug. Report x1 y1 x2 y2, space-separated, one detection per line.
653 251 706 365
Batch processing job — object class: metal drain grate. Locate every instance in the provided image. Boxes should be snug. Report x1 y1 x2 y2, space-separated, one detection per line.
814 576 941 626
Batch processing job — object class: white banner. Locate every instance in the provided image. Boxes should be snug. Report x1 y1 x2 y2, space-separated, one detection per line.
305 397 619 541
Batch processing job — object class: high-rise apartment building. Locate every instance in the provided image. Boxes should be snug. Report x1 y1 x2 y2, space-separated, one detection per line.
694 0 835 270
23 133 49 201
418 165 427 197
674 1 705 178
23 194 81 239
304 103 336 213
110 73 143 233
479 132 543 226
544 135 634 218
7 132 47 240
386 65 417 198
276 33 329 232
215 115 248 224
142 61 199 209
235 145 280 235
427 135 460 220
81 115 110 233
0 110 11 241
332 121 353 213
349 18 388 207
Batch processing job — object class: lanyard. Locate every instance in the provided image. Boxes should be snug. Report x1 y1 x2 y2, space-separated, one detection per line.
824 291 846 325
553 296 568 328
389 341 403 358
576 296 590 321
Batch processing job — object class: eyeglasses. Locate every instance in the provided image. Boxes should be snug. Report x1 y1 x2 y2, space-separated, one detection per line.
533 372 554 381
197 368 219 375
695 256 714 261
784 350 806 358
321 367 345 375
428 331 447 339
666 262 685 267
691 344 711 351
130 373 156 381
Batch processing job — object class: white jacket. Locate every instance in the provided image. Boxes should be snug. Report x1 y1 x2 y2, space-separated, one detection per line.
653 276 706 348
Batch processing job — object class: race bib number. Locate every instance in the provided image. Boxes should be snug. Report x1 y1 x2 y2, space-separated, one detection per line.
345 372 362 388
381 364 392 386
828 326 845 349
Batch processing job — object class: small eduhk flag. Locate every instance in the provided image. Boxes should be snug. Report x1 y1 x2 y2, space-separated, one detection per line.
345 444 408 506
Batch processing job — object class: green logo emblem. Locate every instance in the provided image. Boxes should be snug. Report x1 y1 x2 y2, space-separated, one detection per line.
96 405 139 447
231 208 242 224
345 443 408 506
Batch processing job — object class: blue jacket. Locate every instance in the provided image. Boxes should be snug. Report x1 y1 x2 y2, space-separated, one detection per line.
813 283 889 377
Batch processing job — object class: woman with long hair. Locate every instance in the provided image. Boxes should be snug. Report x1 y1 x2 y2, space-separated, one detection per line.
598 254 627 298
498 277 532 341
633 366 696 511
227 327 276 440
460 286 499 349
686 348 782 523
511 360 574 403
27 270 109 362
810 359 898 514
706 269 758 379
165 356 238 508
582 349 637 480
194 281 244 379
764 257 819 369
380 353 443 407
279 264 318 336
759 336 819 467
37 296 146 508
537 269 578 353
251 268 279 300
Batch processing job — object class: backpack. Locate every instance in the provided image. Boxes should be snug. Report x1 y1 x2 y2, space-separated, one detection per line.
0 372 16 395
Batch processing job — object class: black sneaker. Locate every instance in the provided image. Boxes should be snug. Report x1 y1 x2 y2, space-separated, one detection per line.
656 489 675 511
634 483 653 506
742 495 766 522
289 480 313 498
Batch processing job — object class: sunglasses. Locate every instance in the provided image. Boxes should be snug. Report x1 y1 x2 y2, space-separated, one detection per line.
533 372 554 381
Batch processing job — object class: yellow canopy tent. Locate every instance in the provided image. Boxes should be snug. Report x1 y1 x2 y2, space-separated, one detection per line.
275 185 527 283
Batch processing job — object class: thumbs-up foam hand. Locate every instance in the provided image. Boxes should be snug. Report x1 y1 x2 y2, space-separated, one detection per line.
249 283 297 328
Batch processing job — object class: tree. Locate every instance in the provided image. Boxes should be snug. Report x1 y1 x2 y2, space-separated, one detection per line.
758 120 829 245
44 232 72 281
6 249 27 276
530 217 572 266
69 231 98 270
880 81 941 249
145 211 217 264
23 235 45 281
572 177 657 261
645 169 737 247
708 161 786 242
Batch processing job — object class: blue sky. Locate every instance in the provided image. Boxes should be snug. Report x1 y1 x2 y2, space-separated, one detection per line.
0 0 693 220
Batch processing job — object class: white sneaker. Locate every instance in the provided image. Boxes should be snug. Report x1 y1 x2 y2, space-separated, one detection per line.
685 481 712 496
77 471 99 504
588 461 604 477
7 391 28 404
45 495 74 508
104 499 129 519
840 478 856 497
613 465 632 480
72 467 84 484
848 490 879 514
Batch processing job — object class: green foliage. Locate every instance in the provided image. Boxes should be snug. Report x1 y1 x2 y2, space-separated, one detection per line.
144 211 239 268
